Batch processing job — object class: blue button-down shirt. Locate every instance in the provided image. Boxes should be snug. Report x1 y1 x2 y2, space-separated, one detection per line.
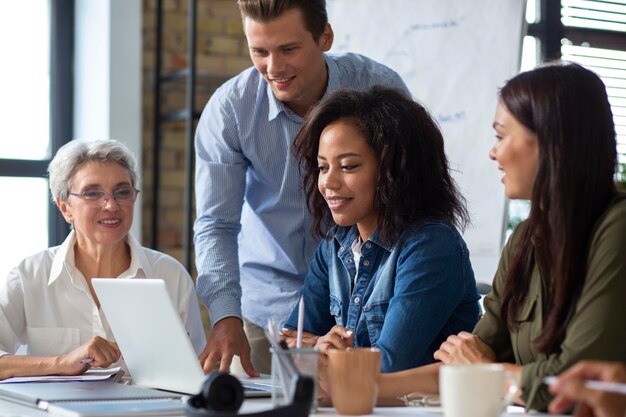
285 222 481 372
194 53 409 328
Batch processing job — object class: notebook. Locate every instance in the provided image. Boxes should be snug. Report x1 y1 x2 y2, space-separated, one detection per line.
45 399 185 417
0 381 182 410
92 278 273 397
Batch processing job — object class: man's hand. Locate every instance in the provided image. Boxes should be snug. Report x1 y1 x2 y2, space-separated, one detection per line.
198 317 258 377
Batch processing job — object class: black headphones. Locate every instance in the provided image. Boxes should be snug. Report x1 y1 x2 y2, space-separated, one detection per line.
185 372 314 417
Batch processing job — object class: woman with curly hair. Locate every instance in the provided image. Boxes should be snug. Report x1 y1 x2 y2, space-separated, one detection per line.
281 86 480 372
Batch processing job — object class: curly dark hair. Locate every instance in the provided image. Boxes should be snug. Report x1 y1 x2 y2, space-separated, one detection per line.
498 62 617 354
293 86 469 245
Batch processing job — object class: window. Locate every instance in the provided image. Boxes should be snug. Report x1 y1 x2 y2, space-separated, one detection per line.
505 0 540 238
561 0 626 164
561 43 626 164
561 0 626 168
0 0 73 278
0 3 50 161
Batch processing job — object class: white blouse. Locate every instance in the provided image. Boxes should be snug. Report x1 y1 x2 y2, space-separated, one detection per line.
0 231 206 359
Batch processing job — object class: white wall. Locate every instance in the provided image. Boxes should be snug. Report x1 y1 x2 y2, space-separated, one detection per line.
327 0 525 283
74 0 143 240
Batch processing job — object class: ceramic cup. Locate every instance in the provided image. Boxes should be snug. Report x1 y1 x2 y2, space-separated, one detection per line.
327 348 381 415
439 364 518 417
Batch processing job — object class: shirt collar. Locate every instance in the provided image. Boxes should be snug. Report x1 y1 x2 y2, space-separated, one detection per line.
324 53 341 95
266 53 337 121
123 233 153 278
333 225 393 253
48 231 151 285
49 230 77 285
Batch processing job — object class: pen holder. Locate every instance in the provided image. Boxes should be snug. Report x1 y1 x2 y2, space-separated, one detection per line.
270 348 319 413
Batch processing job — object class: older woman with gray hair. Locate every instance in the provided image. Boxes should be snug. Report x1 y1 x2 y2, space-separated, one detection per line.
0 139 206 379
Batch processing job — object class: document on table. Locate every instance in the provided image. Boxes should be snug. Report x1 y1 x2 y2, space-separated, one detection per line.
0 367 123 384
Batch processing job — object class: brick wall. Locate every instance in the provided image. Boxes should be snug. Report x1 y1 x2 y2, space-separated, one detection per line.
142 0 250 267
142 0 251 332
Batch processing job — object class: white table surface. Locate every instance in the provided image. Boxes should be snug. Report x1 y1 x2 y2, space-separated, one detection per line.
239 398 565 417
0 395 567 417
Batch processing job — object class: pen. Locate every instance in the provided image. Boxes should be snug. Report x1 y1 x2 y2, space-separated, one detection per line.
544 376 626 395
296 296 304 349
80 357 94 364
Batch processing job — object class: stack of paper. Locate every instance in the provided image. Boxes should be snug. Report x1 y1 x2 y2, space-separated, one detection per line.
0 367 124 384
0 380 184 417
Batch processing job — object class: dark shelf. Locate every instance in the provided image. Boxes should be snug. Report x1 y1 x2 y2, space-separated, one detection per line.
159 109 202 123
152 0 198 272
160 69 190 84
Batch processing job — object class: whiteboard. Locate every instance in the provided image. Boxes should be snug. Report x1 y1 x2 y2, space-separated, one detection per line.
327 0 525 283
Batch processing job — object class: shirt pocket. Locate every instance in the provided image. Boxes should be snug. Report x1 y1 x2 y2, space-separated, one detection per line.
361 301 389 346
329 296 343 327
26 327 81 356
512 296 540 363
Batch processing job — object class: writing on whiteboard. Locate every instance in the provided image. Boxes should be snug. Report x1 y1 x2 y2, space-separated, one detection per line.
437 111 466 124
408 19 462 32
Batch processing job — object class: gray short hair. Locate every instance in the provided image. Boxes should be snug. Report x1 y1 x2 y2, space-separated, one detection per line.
48 139 138 202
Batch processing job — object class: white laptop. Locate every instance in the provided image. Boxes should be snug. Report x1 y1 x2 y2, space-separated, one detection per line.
92 278 273 396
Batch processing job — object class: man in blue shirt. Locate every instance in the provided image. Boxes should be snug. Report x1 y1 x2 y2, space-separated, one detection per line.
194 0 409 375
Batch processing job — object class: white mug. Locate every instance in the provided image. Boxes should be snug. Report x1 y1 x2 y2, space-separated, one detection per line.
440 364 518 417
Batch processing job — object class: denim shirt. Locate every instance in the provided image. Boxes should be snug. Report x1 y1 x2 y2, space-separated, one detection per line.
285 221 480 372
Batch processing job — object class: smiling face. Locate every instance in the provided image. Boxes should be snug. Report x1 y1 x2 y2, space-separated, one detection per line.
490 100 540 200
317 119 380 241
244 7 333 117
57 161 134 250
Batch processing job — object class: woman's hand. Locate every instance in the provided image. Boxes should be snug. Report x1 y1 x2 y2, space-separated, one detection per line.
317 352 331 401
548 361 626 417
280 328 320 349
433 331 496 364
55 336 121 375
314 325 354 354
303 326 354 402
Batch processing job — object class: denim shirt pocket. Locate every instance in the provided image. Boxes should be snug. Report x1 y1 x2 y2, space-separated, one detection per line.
329 295 344 327
361 301 389 346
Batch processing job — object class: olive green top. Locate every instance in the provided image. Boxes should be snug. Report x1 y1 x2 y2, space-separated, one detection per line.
474 194 626 411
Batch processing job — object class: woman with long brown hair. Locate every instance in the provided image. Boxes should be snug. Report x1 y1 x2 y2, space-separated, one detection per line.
357 62 626 411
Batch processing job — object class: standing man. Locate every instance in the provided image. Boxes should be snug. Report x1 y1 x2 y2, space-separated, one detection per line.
194 0 409 375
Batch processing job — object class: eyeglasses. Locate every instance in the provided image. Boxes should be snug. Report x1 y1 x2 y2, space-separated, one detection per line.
398 392 440 407
68 187 140 207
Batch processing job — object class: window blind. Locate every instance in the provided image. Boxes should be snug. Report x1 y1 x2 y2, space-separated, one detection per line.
562 0 626 32
562 44 626 163
561 0 626 165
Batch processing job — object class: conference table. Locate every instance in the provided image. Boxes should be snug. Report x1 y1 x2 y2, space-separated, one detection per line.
0 396 568 417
